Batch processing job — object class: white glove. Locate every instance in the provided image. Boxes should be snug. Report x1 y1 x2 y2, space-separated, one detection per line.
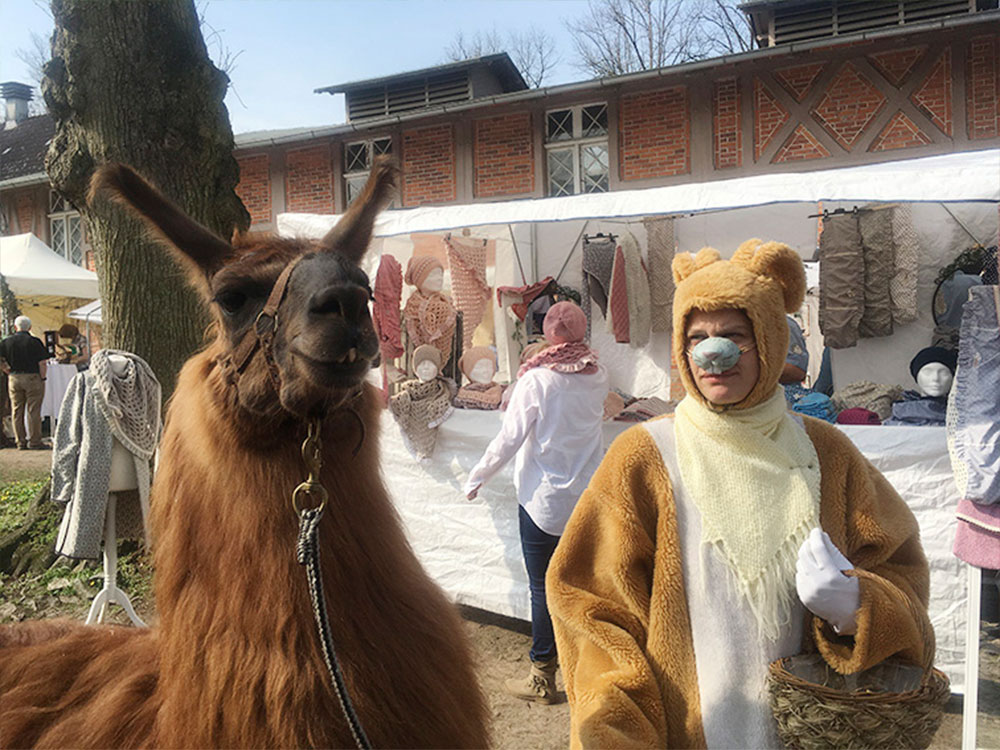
796 528 860 635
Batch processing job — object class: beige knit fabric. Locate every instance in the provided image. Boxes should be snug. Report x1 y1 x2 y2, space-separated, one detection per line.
388 377 455 458
403 290 457 368
890 204 919 324
832 380 903 421
445 236 490 351
643 216 675 334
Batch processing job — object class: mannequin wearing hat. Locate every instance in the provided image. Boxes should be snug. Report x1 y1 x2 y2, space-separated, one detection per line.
453 347 505 410
388 344 456 459
547 240 931 749
403 255 457 369
884 346 957 426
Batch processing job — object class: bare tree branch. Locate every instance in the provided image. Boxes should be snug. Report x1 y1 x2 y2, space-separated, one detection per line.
444 27 559 88
566 0 755 77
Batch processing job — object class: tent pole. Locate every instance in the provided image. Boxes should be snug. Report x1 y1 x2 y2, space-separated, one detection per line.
507 224 527 285
555 221 590 284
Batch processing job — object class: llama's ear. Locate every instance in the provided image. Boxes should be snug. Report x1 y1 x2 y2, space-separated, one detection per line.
88 164 235 285
320 156 398 264
672 247 720 284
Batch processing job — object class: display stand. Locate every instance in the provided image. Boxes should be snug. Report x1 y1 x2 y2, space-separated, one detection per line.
962 564 982 750
85 492 146 628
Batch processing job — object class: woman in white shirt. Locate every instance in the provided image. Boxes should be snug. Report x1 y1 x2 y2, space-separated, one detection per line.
465 301 608 704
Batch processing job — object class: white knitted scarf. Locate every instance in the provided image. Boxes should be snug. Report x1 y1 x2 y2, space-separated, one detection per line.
674 389 820 640
88 349 162 460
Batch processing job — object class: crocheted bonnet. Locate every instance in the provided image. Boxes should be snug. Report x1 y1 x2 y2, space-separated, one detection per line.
405 255 443 290
672 238 805 411
458 346 495 379
412 344 442 371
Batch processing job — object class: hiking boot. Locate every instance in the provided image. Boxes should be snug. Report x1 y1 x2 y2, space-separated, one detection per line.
504 658 559 704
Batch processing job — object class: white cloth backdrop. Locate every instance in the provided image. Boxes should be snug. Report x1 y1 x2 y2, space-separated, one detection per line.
40 361 78 422
383 413 966 690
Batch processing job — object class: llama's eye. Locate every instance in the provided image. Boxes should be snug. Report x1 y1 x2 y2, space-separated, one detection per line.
214 290 247 315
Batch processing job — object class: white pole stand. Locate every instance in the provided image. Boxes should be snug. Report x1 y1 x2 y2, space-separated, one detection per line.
961 564 982 750
85 493 147 628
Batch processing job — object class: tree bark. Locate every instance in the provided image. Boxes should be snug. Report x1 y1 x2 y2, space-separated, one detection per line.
42 0 248 398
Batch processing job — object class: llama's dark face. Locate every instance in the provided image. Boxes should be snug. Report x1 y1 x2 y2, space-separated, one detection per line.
90 157 397 419
209 242 380 417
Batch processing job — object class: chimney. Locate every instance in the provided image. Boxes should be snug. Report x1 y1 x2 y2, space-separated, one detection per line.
1 82 34 129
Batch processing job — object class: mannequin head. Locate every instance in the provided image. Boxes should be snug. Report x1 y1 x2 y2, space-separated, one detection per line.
107 353 130 377
412 344 442 382
916 363 953 398
909 346 957 398
459 346 496 385
405 255 445 294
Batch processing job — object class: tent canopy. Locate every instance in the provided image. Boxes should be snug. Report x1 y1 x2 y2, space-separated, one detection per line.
0 233 99 298
279 149 1000 240
69 298 102 325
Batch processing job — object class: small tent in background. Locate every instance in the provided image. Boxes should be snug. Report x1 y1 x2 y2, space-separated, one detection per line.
0 232 99 336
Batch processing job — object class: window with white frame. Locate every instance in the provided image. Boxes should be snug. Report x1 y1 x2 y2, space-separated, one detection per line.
343 137 393 206
545 103 609 197
49 191 85 267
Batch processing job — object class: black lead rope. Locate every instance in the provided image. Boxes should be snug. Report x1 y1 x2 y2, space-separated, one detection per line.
296 506 372 750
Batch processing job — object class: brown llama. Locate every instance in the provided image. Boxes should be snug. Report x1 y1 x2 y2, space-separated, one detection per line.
0 158 490 749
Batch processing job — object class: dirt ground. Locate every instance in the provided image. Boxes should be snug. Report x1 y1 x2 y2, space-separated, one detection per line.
2 446 998 748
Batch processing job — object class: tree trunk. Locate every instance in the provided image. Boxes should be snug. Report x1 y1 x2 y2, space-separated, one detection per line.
42 0 249 398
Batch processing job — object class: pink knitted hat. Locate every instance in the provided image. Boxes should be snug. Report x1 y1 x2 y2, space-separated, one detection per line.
543 301 587 344
404 255 444 289
458 346 495 378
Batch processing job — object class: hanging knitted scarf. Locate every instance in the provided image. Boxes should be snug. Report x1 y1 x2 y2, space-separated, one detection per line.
373 254 403 360
517 341 599 379
674 388 821 640
403 290 457 366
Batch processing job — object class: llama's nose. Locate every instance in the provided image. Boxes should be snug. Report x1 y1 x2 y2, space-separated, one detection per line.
308 284 367 321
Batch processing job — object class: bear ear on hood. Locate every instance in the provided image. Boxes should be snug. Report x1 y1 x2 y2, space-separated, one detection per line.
672 246 720 284
730 238 806 313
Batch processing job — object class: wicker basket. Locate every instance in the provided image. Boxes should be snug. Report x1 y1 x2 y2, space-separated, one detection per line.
767 654 950 750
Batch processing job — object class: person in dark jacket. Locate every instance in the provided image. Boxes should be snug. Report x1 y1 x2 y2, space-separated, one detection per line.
0 316 50 449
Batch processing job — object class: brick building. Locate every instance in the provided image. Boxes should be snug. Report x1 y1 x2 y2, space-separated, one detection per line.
2 1 999 252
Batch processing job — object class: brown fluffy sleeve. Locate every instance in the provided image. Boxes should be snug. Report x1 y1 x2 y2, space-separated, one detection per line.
546 426 671 749
803 418 934 673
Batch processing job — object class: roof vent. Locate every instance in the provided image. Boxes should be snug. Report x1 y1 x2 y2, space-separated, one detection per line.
1 82 33 128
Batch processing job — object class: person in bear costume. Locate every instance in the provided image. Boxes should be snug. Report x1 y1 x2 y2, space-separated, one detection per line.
547 239 933 749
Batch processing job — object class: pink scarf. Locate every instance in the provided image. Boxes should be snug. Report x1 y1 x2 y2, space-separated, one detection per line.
517 341 599 379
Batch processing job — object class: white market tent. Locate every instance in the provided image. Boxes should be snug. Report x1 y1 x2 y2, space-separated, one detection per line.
0 233 99 334
69 298 103 326
0 232 98 298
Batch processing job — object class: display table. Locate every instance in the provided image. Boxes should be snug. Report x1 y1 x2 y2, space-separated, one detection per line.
380 411 967 690
41 361 79 423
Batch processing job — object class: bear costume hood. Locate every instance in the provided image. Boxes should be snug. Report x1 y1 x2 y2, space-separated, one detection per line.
672 238 806 412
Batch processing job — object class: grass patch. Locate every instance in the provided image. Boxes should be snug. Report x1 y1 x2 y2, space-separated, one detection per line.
0 479 47 536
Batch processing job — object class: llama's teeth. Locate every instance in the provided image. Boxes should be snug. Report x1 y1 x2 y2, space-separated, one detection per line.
347 348 357 363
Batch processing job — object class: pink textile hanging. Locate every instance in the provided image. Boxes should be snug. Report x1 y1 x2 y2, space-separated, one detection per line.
445 236 490 350
373 254 404 361
496 276 555 321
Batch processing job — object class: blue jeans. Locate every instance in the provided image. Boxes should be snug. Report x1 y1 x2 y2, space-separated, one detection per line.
518 505 560 662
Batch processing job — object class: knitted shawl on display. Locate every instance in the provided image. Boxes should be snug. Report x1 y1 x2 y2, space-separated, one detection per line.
517 341 599 379
605 232 651 347
403 290 457 366
388 377 454 459
674 388 821 640
445 236 490 351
